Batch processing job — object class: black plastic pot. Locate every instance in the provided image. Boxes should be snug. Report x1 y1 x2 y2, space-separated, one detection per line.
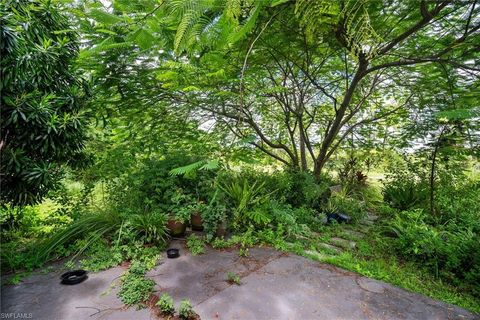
60 270 88 285
167 248 180 259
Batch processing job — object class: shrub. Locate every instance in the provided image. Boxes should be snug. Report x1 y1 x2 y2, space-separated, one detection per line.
337 155 368 192
118 273 155 306
37 210 123 262
118 254 159 306
37 206 169 266
202 202 227 240
327 189 366 223
186 234 206 256
382 158 428 211
275 170 331 209
1 0 89 206
179 299 195 319
383 179 426 211
156 293 175 315
389 209 443 261
127 210 169 244
389 208 480 297
108 155 216 216
79 240 123 271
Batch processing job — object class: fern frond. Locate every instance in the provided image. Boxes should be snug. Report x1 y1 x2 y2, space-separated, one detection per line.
295 0 339 38
200 159 220 171
339 0 382 58
169 159 220 176
169 160 206 176
228 3 263 44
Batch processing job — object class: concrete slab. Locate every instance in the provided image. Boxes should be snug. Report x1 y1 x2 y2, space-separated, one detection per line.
146 243 283 308
1 241 477 320
194 255 476 320
1 265 152 320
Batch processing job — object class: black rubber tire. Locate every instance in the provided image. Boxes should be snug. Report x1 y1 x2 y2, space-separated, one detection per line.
60 270 88 285
167 248 180 259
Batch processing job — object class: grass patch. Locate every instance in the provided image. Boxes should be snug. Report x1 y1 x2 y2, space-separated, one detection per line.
321 251 480 313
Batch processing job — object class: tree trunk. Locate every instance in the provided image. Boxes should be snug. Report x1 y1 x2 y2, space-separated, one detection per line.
313 56 368 181
299 120 308 171
430 128 445 216
313 157 326 181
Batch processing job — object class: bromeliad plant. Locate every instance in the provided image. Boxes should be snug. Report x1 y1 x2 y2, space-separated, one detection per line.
219 177 274 231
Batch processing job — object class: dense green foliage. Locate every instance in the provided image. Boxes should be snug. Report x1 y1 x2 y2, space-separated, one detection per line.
0 0 89 205
1 0 479 314
156 293 175 315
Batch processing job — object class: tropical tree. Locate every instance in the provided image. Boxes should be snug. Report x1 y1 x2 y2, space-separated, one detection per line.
397 63 479 215
0 0 89 205
75 0 479 179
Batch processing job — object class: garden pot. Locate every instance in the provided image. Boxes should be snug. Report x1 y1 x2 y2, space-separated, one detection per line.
215 221 227 238
167 219 186 237
190 212 204 231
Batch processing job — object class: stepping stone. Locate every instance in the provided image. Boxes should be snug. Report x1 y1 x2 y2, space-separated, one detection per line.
304 250 332 261
341 229 365 239
317 242 342 254
330 237 356 249
360 219 374 226
366 214 379 221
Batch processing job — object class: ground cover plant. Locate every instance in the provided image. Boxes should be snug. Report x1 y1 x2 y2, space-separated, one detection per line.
1 0 479 315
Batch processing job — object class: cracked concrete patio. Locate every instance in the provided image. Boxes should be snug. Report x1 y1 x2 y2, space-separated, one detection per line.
1 241 477 320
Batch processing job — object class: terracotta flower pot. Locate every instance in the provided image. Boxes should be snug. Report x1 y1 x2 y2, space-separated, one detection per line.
190 212 204 231
167 219 186 237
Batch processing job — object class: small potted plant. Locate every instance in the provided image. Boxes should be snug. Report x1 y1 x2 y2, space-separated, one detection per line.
167 189 190 237
190 201 206 231
167 207 189 237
